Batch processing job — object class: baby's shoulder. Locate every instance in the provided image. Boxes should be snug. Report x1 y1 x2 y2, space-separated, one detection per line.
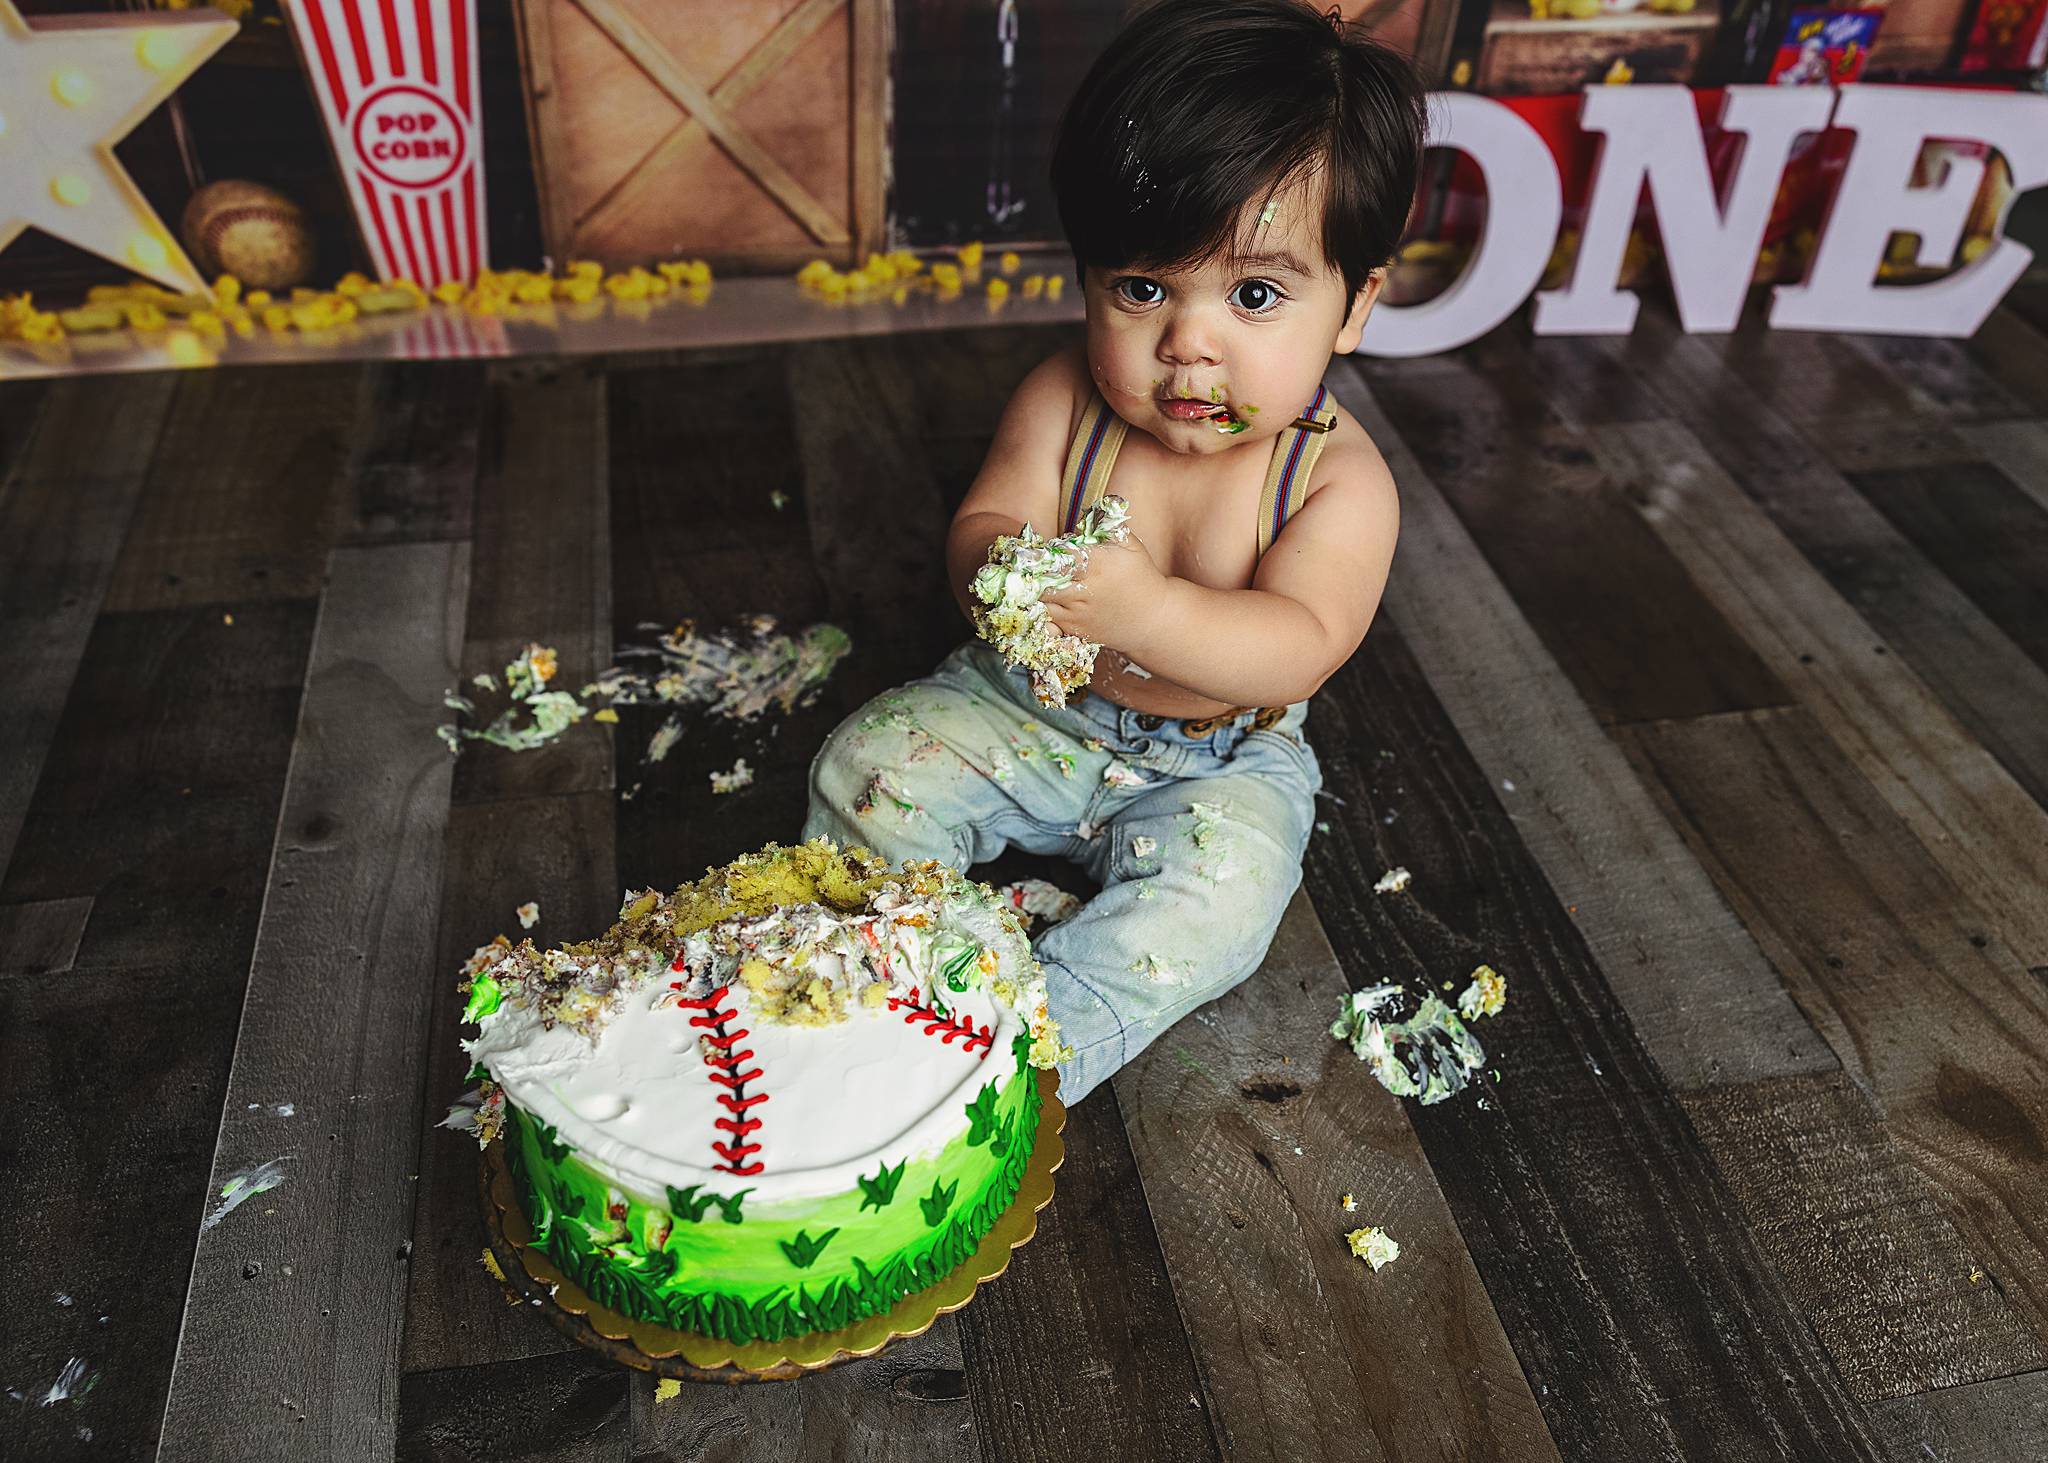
1005 343 1093 444
1297 394 1396 512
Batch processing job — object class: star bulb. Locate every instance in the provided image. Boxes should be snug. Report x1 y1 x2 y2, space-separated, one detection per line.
137 32 182 72
52 68 94 108
51 174 91 206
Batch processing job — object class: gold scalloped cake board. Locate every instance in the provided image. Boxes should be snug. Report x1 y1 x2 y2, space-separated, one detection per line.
478 1066 1066 1383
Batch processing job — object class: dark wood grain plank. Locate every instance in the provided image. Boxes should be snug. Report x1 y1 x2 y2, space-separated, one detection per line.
1686 1071 2044 1398
1955 304 2048 417
1960 419 2048 520
1328 363 1837 1092
0 602 320 976
1500 325 1666 426
785 336 962 695
1114 897 1558 1463
159 542 467 1462
1357 345 1791 728
1873 1371 2048 1463
0 896 93 976
1580 314 2048 826
0 371 179 885
1303 616 1885 1461
102 364 369 612
1583 418 2048 967
953 1081 1225 1463
608 352 822 633
1842 460 2048 682
1708 313 1927 425
606 351 841 897
1615 703 2048 1352
1 965 260 1462
0 376 51 490
1802 415 1980 476
398 1351 628 1463
343 360 488 546
0 604 313 1462
450 359 612 807
625 1323 980 1460
403 791 618 1374
882 323 1077 507
1333 364 2037 1402
1842 331 2029 423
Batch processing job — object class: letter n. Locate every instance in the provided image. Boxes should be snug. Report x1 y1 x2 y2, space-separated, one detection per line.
1535 86 1834 336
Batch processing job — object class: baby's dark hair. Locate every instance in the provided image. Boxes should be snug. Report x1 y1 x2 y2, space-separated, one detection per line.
1050 0 1427 307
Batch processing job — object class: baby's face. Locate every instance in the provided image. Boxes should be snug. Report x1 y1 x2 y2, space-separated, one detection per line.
1082 173 1379 458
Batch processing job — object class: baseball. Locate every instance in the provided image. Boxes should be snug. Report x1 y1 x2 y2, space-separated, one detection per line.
180 179 318 291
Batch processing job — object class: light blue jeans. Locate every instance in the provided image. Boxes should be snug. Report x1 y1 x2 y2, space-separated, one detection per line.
802 640 1322 1106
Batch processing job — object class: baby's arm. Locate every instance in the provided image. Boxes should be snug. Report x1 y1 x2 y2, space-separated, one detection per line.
944 352 1079 621
1047 437 1399 706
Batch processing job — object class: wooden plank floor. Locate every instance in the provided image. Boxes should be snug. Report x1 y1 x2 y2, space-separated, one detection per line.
4 290 2047 1462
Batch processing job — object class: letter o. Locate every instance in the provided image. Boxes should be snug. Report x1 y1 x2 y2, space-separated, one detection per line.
1358 93 1563 359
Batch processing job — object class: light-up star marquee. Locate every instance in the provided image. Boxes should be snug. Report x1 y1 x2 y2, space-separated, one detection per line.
0 1 238 294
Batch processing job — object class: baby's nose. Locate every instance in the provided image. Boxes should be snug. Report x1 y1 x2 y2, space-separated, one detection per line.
1156 313 1222 367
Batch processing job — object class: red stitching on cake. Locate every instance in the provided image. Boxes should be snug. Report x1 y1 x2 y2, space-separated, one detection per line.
671 976 774 1175
887 985 995 1058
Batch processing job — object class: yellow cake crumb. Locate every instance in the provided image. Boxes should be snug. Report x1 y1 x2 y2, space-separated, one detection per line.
1346 1226 1399 1271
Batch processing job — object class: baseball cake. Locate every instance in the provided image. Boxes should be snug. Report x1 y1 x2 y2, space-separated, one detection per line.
458 839 1064 1345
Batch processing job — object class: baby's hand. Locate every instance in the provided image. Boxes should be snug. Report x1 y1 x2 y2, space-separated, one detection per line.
1041 535 1164 647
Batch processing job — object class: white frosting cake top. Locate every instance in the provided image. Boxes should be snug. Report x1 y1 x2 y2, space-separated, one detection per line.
464 863 1052 1205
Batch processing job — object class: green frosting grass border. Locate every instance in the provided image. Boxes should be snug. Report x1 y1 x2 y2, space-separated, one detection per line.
503 1033 1043 1345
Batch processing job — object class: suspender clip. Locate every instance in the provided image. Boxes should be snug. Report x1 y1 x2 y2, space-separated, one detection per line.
1289 414 1336 434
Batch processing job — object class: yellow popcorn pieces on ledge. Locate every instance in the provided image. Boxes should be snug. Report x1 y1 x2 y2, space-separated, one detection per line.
3 246 1084 358
0 257 717 351
793 246 1065 314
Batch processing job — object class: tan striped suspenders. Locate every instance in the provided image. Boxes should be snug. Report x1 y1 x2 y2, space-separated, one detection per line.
1049 386 1332 724
1057 384 1336 553
1256 383 1337 555
1060 392 1130 531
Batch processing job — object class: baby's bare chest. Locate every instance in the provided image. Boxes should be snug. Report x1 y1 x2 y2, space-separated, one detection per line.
1104 456 1270 590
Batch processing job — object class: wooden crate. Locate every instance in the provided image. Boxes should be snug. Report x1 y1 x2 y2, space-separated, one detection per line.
512 0 888 273
1477 0 1719 94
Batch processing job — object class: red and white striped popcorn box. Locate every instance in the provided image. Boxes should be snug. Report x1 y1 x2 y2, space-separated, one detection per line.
281 0 488 289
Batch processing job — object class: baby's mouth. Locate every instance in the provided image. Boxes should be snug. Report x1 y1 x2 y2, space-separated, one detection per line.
1157 392 1249 435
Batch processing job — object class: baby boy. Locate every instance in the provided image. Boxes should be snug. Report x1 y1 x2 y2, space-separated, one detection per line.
804 0 1425 1104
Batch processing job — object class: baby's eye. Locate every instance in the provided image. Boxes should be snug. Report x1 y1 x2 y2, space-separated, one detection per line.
1112 277 1163 306
1231 279 1286 314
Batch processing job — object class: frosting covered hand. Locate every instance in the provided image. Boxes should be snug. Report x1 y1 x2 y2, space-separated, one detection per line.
1040 532 1164 647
